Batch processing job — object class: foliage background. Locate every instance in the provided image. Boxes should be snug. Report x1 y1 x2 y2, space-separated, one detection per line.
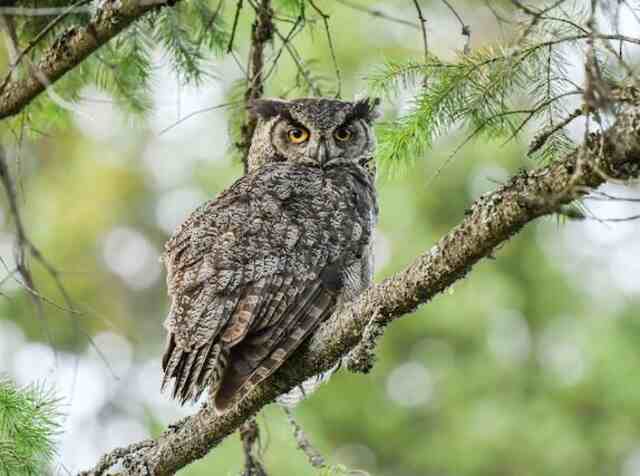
1 0 640 475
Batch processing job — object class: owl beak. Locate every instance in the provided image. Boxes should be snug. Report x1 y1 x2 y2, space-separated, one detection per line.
315 141 329 166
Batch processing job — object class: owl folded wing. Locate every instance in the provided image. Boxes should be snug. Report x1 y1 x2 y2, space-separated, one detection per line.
160 168 370 412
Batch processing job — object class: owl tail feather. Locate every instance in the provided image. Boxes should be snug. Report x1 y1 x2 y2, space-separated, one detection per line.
161 334 228 405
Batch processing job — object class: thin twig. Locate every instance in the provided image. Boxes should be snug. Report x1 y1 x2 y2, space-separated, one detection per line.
240 418 268 476
512 0 569 41
528 107 584 156
272 26 322 96
308 0 342 97
335 0 419 29
583 190 640 203
0 146 54 358
261 13 304 84
585 214 640 222
0 146 113 378
411 0 428 63
282 407 326 469
227 0 244 53
158 101 242 136
440 0 471 53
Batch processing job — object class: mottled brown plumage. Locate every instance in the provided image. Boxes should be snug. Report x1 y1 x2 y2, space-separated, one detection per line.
161 97 380 413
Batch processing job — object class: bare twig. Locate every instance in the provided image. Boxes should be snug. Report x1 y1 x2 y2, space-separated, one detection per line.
411 0 428 63
528 107 584 156
307 0 341 97
335 0 419 29
511 0 569 41
282 407 326 469
261 13 304 85
158 101 243 136
0 147 114 376
584 190 640 203
240 418 268 476
587 214 640 222
227 0 244 54
0 146 53 352
440 0 471 53
272 26 322 96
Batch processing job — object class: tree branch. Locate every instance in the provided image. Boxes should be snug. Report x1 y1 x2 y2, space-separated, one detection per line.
0 0 179 120
78 103 640 475
282 407 326 469
239 418 268 476
239 0 273 171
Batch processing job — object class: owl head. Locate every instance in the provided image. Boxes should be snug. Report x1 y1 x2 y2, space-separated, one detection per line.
246 97 381 172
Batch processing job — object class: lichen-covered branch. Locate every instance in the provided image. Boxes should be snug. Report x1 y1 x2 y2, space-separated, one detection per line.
78 105 640 476
0 0 179 120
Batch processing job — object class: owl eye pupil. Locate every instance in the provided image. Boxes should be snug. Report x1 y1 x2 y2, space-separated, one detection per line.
288 127 309 143
335 127 352 141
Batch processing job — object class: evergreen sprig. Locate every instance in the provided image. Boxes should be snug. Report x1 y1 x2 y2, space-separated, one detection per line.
370 41 577 167
0 377 61 476
3 0 229 135
92 25 154 114
368 1 631 169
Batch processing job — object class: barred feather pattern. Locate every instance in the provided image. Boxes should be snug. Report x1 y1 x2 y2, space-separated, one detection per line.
160 159 377 413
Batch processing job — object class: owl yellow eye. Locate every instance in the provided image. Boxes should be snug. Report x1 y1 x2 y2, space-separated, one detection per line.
334 127 352 142
288 127 309 144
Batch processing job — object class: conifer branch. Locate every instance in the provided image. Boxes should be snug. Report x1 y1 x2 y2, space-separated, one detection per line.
0 378 61 475
0 0 182 120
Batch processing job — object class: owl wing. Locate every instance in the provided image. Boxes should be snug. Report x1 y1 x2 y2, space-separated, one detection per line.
160 164 373 412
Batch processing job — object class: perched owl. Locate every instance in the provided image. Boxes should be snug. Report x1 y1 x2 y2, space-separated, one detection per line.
161 97 380 413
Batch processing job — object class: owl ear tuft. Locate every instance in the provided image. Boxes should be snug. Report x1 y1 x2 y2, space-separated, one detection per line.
249 99 290 119
351 97 381 123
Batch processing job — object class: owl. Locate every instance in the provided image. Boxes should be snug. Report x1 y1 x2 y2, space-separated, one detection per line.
161 97 380 413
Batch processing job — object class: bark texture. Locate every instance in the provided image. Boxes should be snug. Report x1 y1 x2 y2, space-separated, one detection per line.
78 108 640 475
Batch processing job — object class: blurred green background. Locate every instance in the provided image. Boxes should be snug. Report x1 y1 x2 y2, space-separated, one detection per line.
1 1 640 475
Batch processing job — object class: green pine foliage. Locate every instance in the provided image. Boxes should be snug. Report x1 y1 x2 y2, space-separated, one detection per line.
152 8 207 86
3 0 228 135
370 42 574 168
92 25 154 114
368 3 625 169
0 378 61 476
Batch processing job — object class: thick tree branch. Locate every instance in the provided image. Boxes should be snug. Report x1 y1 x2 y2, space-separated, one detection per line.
0 0 178 120
79 106 640 476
